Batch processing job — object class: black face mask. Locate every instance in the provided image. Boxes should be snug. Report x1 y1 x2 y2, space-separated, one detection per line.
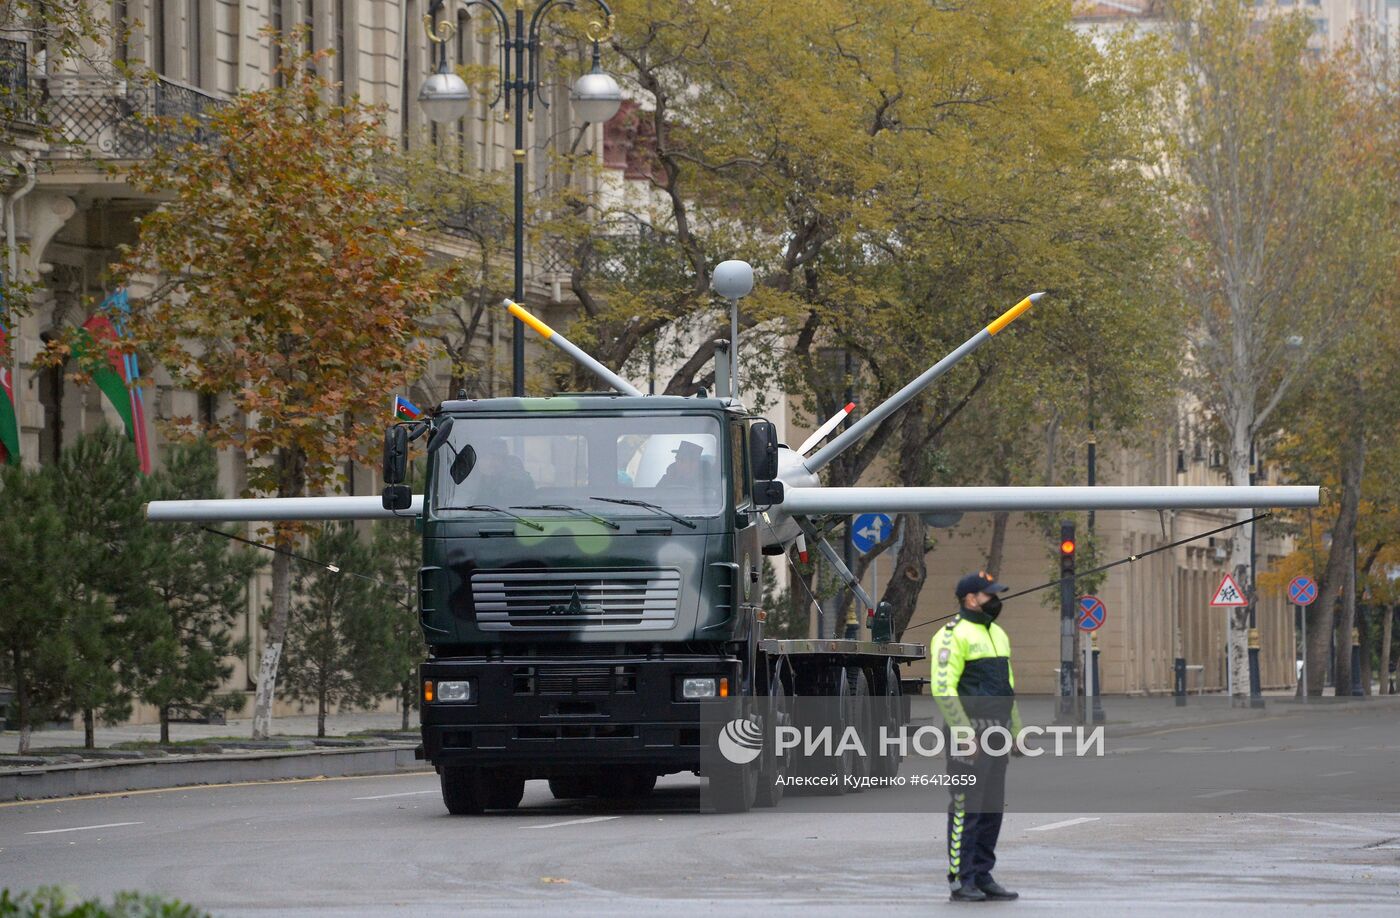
981 595 1003 620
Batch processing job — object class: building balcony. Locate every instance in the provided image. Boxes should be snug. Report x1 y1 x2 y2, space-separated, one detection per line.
1 38 225 160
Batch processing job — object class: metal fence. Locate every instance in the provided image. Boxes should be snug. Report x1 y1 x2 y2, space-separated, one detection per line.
34 73 224 159
0 38 225 160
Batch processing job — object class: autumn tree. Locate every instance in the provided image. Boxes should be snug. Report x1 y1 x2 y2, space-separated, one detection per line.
1152 0 1388 702
535 1 1175 635
118 34 439 738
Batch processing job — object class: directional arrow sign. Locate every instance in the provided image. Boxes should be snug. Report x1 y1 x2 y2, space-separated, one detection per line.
1210 573 1248 607
851 512 893 554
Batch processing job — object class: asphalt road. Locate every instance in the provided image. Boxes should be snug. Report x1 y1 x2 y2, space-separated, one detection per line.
2 705 1398 916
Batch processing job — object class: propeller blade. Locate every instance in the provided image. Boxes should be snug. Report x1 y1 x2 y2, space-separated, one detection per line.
796 402 856 457
505 299 644 397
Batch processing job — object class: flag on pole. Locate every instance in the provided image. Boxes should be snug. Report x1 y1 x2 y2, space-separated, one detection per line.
76 290 152 474
0 320 19 466
393 395 421 421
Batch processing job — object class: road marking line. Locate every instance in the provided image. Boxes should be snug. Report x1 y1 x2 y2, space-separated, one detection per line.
0 770 430 809
25 821 143 835
1318 770 1356 778
1107 746 1149 755
1225 746 1271 753
1195 789 1245 799
522 816 621 830
1166 746 1213 754
1291 745 1331 752
354 790 439 800
1026 817 1100 833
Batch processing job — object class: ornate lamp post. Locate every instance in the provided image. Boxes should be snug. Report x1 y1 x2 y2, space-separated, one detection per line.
418 0 621 397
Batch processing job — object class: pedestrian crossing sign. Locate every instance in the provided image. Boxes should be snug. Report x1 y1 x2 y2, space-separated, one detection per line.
1210 573 1248 607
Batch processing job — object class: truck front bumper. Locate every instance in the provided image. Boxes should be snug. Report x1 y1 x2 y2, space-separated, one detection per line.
419 655 741 775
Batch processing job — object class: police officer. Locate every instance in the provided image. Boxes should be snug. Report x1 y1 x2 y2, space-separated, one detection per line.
933 571 1021 902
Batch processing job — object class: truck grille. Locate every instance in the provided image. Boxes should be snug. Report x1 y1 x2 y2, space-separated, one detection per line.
471 568 681 631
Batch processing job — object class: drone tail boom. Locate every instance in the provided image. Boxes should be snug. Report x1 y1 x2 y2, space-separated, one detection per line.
145 495 424 522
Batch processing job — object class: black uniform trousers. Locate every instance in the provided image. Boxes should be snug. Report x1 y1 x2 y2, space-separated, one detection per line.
946 748 1009 884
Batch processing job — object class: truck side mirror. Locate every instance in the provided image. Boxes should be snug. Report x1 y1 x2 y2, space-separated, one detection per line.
381 484 412 511
383 426 408 485
749 420 779 481
426 416 455 455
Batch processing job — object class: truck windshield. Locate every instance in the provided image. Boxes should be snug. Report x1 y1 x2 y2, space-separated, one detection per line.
431 414 725 520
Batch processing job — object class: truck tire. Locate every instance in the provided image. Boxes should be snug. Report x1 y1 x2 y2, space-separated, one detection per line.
707 760 757 813
843 668 873 793
599 772 657 798
755 663 791 808
440 766 488 815
548 776 591 800
872 660 904 780
441 767 523 814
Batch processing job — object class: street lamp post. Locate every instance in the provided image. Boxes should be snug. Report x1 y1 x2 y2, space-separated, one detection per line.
417 0 622 398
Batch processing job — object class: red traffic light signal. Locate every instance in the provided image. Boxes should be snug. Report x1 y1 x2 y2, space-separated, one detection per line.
1060 539 1076 555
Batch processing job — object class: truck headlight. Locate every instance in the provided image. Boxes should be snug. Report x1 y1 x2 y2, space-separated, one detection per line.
681 677 717 699
435 680 472 702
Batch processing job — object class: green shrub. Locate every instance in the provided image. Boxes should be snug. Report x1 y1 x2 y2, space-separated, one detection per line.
0 887 207 918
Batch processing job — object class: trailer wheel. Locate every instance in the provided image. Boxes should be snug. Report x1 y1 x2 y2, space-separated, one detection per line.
487 775 526 810
843 668 874 793
873 660 904 780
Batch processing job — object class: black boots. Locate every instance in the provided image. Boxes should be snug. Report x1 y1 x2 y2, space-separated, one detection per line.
976 876 1019 900
949 876 1019 902
949 879 987 902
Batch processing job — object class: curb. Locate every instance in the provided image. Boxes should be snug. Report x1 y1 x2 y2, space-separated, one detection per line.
1 744 430 803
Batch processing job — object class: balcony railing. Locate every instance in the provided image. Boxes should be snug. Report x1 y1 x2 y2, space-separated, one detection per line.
34 73 224 159
0 37 225 160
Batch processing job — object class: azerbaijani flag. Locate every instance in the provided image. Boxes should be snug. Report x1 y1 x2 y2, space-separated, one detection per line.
0 319 19 466
393 395 421 421
77 290 152 474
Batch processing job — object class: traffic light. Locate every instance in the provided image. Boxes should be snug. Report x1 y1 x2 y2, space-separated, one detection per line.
1059 520 1076 580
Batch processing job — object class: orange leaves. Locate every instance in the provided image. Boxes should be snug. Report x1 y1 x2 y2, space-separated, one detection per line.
118 38 442 499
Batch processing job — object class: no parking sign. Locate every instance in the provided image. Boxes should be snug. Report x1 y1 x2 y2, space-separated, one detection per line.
1077 595 1106 632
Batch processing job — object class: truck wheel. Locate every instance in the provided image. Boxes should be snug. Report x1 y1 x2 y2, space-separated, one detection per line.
707 760 757 813
843 668 873 793
872 660 904 780
755 663 791 808
440 766 487 815
487 775 525 810
441 767 523 814
548 775 592 800
599 772 657 798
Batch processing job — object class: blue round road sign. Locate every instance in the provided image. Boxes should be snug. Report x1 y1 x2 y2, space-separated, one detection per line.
851 512 893 554
1288 576 1318 606
1077 595 1106 632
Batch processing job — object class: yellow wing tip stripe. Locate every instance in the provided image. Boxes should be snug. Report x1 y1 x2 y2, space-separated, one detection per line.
986 291 1043 336
506 301 555 340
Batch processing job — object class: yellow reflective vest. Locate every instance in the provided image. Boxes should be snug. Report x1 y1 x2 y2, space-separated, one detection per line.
931 609 1022 734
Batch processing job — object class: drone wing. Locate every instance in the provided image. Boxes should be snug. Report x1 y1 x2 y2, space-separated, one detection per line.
145 495 424 522
778 485 1319 515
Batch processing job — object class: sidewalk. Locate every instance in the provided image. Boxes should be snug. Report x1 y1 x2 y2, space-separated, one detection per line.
0 711 411 759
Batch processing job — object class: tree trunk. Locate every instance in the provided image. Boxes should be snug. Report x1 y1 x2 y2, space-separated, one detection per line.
1306 420 1365 695
1336 540 1356 695
317 686 327 739
14 646 30 755
888 515 930 640
986 511 1009 576
252 529 294 739
401 679 412 731
1380 604 1394 696
160 706 170 745
1225 412 1252 706
83 707 95 749
1357 604 1373 696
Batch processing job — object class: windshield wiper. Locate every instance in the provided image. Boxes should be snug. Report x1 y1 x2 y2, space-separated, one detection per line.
511 504 621 531
588 496 698 529
434 504 545 531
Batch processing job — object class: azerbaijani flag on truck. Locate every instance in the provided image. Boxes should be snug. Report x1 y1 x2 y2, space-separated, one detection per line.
76 290 151 474
0 319 19 466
